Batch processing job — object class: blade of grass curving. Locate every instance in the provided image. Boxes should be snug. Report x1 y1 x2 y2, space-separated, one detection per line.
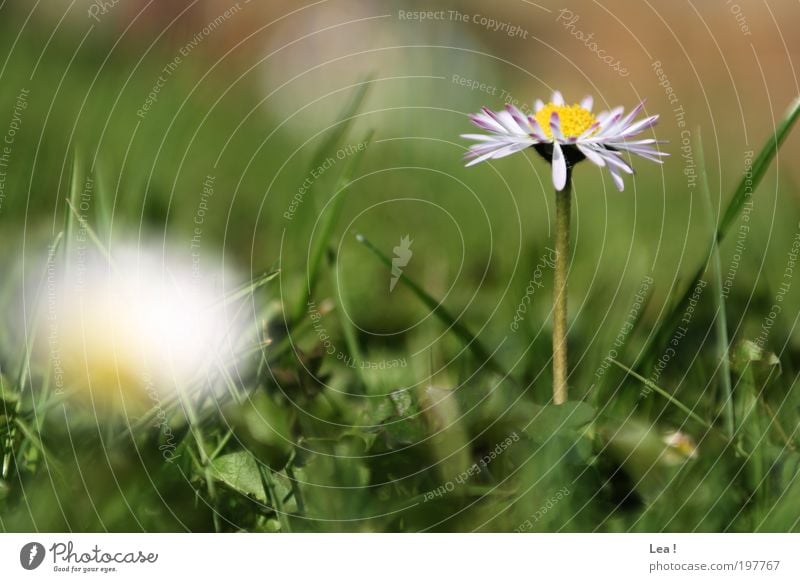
13 417 63 476
177 391 221 530
293 130 373 324
635 97 800 372
66 199 115 267
292 77 373 236
93 164 112 237
63 153 81 271
355 232 510 379
208 429 234 461
211 269 280 309
333 250 368 392
696 129 735 437
611 358 711 428
306 77 373 189
14 231 63 385
718 96 800 239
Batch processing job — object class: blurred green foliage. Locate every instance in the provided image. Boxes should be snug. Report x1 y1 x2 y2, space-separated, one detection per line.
1 8 800 533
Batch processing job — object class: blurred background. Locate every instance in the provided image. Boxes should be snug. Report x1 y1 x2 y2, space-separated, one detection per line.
1 0 799 532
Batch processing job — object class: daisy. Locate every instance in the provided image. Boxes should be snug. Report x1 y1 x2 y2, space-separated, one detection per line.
662 431 699 465
462 91 667 405
42 242 252 412
462 91 667 191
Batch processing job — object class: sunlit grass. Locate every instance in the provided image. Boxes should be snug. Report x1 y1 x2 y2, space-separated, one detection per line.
1 35 800 533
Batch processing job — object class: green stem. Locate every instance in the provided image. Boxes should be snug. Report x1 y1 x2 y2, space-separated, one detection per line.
553 178 571 405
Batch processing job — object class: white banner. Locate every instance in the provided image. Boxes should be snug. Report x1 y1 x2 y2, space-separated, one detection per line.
1 534 797 581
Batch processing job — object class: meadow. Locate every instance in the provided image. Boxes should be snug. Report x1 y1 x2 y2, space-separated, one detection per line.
1 0 800 533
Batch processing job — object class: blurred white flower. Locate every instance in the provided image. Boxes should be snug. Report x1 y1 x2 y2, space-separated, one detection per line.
42 243 252 407
662 430 698 464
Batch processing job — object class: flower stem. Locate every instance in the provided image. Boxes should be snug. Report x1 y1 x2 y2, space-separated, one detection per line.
552 178 571 405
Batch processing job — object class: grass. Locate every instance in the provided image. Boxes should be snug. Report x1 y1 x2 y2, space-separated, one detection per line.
2 17 800 533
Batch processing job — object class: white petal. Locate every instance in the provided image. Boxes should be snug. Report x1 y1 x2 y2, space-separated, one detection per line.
614 142 668 155
549 112 564 141
461 133 500 142
534 99 545 112
466 142 508 156
606 167 625 191
595 106 625 132
578 122 601 140
505 104 531 132
603 152 634 174
494 109 526 134
580 95 594 111
577 144 606 167
466 140 522 158
527 116 547 141
615 101 645 132
616 115 659 138
470 112 505 134
607 139 669 161
465 151 498 167
551 141 568 190
617 147 667 163
615 138 662 146
493 141 535 157
465 143 509 166
552 91 565 105
464 138 533 167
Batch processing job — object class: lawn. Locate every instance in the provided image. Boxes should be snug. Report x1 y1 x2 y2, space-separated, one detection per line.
1 0 800 533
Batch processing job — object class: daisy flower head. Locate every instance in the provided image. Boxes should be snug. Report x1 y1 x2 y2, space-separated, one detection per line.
462 91 667 191
662 430 699 464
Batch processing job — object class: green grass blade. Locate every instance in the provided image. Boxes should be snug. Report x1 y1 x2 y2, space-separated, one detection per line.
718 96 800 239
333 251 368 393
292 77 373 234
63 152 81 269
13 418 62 476
696 129 735 437
15 231 64 388
355 232 510 379
258 464 293 532
66 199 115 267
635 97 800 371
610 358 711 428
293 130 373 324
211 269 280 309
93 164 112 237
306 77 372 187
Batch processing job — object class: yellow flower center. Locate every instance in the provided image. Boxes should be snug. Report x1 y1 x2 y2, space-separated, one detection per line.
534 103 597 139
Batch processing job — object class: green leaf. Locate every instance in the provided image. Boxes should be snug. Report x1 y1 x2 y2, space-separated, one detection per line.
210 451 266 502
523 401 595 441
222 391 294 470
